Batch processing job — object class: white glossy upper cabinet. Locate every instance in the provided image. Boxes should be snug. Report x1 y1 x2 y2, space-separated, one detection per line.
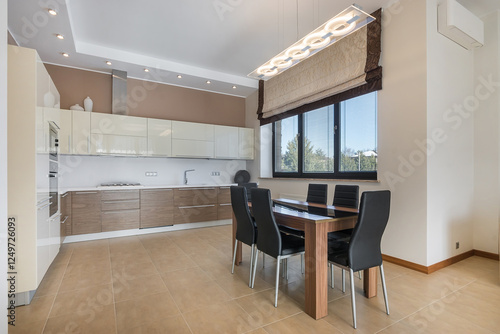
214 125 238 159
43 108 71 154
147 118 172 157
239 128 254 160
91 113 147 136
171 121 214 158
72 110 91 155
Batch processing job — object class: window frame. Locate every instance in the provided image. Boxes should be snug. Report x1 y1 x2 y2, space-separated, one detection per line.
272 101 377 180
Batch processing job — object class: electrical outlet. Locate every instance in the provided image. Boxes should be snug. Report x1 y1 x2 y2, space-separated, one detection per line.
456 242 459 249
145 172 158 177
211 171 220 176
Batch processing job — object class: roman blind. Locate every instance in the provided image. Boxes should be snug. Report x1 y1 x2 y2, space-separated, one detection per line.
257 9 382 125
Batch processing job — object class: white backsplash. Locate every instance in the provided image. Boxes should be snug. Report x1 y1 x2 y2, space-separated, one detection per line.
58 155 247 188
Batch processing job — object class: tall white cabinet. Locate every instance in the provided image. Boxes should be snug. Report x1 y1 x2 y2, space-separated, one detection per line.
8 45 61 301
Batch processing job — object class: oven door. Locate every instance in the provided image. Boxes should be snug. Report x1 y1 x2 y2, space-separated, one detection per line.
48 122 59 161
49 172 58 217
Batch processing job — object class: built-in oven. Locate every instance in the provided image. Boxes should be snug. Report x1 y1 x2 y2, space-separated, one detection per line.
48 122 59 217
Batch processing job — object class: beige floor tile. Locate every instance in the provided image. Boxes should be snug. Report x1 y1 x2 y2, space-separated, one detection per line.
49 284 113 318
115 292 179 332
167 280 232 313
110 250 151 267
59 268 112 292
244 329 268 334
64 258 111 276
215 271 273 299
113 274 167 302
33 275 62 298
15 295 55 325
7 320 45 334
184 300 259 334
111 260 158 281
44 304 116 334
263 312 342 334
117 314 191 334
161 267 213 288
151 252 198 273
236 289 303 327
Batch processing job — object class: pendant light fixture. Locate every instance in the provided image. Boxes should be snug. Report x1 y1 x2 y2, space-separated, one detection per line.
248 4 375 80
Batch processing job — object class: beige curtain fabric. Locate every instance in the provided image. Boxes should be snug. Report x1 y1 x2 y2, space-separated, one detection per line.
257 9 382 125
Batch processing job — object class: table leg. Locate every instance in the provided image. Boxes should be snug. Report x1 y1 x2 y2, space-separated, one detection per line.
304 223 329 319
363 267 378 298
232 211 242 265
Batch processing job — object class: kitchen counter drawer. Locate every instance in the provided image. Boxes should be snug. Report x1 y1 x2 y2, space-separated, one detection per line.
217 203 232 220
218 186 231 204
101 190 140 201
140 189 174 228
174 204 217 224
141 188 173 205
72 191 101 235
174 188 218 206
102 209 140 232
102 199 140 211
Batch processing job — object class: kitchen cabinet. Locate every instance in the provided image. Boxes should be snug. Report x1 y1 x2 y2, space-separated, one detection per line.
71 191 102 234
172 121 214 141
215 126 239 159
217 186 232 219
72 110 91 155
238 128 254 160
171 121 215 158
147 118 172 156
60 192 71 240
43 108 71 154
92 134 147 156
174 187 218 224
140 188 174 228
8 45 61 296
101 190 140 232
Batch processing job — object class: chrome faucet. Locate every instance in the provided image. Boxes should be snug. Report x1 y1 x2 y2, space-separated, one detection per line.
183 169 195 184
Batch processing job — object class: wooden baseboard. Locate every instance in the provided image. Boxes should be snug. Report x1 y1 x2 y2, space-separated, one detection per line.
382 249 498 274
473 249 500 261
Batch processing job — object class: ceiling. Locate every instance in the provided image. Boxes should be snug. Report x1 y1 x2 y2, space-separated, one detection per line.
8 0 500 98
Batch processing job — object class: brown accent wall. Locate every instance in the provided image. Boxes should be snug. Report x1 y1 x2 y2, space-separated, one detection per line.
45 64 245 127
7 31 18 45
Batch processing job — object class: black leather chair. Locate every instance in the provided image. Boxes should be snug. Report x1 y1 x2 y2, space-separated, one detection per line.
240 182 258 202
231 186 258 287
250 188 305 307
328 190 391 328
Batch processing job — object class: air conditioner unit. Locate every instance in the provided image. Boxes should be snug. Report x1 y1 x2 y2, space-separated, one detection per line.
438 0 484 50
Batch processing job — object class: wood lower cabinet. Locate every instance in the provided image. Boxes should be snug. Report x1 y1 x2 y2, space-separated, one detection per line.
72 191 101 235
60 192 71 241
101 190 140 232
217 186 232 219
140 189 174 228
174 187 218 224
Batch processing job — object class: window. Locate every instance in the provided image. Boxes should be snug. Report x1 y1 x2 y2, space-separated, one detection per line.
272 92 377 180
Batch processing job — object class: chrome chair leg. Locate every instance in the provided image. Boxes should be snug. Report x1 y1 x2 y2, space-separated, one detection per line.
285 259 288 280
358 271 362 280
275 256 281 307
262 253 265 268
349 268 357 329
380 264 390 315
251 249 259 289
330 264 335 288
249 244 255 287
231 239 238 274
342 269 346 293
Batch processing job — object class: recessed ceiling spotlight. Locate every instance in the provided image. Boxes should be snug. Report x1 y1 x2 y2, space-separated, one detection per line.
106 61 112 65
61 52 69 57
177 75 182 79
144 68 149 72
48 8 57 16
206 80 211 84
232 85 237 89
56 34 64 40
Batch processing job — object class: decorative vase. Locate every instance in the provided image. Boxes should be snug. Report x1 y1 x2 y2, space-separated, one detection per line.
84 96 93 112
43 91 55 108
69 104 84 111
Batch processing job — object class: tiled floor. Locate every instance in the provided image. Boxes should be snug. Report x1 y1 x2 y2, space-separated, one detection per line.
10 225 500 333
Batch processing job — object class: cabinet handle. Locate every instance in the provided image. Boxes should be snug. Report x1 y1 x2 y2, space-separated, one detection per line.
102 209 139 214
142 189 172 192
103 190 139 193
102 200 139 204
219 187 230 189
49 213 62 221
61 216 69 224
38 202 52 210
61 192 69 198
75 191 98 194
179 187 215 191
37 196 52 205
219 203 232 206
174 154 212 158
178 204 215 209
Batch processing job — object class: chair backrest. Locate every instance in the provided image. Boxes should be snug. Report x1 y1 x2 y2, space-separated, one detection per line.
332 185 359 208
251 188 282 258
306 184 328 205
230 186 256 246
348 190 391 272
241 182 258 201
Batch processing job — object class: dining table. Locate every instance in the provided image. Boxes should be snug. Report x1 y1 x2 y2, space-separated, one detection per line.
232 198 378 320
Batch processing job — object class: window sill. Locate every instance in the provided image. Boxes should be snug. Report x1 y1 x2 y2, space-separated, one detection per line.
259 177 380 183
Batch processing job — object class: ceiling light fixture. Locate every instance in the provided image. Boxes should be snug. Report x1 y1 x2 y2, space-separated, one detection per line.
206 80 211 84
232 86 237 89
48 8 57 16
144 68 149 72
248 5 375 80
56 34 64 40
61 52 69 57
106 61 112 65
177 75 182 79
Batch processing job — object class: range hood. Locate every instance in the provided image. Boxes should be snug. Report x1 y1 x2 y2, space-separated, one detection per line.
112 69 127 115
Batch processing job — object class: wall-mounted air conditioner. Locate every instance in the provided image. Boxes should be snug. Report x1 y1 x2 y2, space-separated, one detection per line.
438 0 484 50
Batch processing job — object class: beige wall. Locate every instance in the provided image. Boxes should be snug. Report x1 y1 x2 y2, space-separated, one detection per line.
45 64 245 127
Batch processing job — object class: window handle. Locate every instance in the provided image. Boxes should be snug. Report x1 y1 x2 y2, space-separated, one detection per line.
334 125 338 134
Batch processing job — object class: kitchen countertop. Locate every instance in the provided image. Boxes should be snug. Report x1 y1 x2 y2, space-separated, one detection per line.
60 184 237 194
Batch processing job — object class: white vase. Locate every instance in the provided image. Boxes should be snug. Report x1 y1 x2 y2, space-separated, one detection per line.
43 92 55 108
84 96 93 112
69 104 84 111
